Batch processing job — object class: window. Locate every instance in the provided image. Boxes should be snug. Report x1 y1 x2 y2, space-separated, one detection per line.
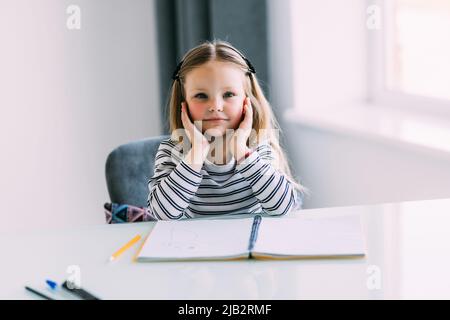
370 0 450 111
387 0 450 100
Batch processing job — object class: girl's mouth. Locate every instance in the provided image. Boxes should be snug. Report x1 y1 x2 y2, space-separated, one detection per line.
204 118 228 121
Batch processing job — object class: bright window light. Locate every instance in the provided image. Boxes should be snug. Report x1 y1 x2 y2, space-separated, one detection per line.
386 0 450 101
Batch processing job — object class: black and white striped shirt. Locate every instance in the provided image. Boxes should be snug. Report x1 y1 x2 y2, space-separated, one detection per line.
147 138 302 220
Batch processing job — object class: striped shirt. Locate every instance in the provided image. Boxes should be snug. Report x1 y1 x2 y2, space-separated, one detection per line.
147 138 302 220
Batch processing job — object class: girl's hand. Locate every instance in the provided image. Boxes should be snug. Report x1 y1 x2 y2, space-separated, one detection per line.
229 97 253 163
181 102 210 167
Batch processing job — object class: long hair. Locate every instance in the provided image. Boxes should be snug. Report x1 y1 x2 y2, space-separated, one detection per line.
167 39 308 196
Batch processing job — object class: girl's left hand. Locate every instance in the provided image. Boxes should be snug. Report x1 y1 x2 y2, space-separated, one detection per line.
228 97 253 162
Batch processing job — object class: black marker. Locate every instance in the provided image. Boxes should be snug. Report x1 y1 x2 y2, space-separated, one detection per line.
61 281 100 300
25 286 54 300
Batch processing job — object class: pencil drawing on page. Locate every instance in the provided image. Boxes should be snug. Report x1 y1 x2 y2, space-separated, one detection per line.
161 226 200 251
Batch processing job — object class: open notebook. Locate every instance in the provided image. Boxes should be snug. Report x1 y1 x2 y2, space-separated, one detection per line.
135 214 366 262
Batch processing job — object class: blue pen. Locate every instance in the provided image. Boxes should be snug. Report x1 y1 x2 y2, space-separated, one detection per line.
46 279 58 290
46 279 101 300
45 279 75 300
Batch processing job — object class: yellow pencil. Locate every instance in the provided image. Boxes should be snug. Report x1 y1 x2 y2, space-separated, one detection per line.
109 234 142 261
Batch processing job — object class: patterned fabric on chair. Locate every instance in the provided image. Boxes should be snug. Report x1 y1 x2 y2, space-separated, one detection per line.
104 135 170 223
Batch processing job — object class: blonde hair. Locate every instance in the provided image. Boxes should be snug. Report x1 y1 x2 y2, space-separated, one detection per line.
166 39 308 197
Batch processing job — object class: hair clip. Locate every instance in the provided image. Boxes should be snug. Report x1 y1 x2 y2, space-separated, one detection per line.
244 57 256 75
172 60 184 81
227 46 256 75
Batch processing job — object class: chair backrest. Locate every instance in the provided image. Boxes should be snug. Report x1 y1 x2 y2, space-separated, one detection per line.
105 135 170 207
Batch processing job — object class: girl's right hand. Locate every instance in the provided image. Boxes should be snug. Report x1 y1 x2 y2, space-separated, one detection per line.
181 102 210 167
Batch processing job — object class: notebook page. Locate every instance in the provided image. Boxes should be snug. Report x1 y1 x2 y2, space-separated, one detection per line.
137 217 255 260
253 215 365 257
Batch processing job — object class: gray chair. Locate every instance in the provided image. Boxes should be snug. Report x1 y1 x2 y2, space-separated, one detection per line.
105 135 170 207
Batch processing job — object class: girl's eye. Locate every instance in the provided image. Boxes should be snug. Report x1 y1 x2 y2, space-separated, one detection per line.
194 92 236 99
224 92 235 98
195 93 207 99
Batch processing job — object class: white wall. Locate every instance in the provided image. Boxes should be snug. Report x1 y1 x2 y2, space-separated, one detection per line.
290 0 367 108
0 0 161 232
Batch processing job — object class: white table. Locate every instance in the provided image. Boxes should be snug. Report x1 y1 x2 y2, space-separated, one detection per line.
3 198 450 299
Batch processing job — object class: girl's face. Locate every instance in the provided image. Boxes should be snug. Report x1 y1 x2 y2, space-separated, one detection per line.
183 60 247 137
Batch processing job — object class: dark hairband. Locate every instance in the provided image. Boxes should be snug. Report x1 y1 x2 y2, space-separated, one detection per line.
171 49 256 81
172 60 184 81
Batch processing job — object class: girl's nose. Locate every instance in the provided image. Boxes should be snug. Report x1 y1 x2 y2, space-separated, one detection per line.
208 97 224 112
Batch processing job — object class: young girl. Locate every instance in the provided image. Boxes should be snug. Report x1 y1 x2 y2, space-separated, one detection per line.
147 40 307 220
